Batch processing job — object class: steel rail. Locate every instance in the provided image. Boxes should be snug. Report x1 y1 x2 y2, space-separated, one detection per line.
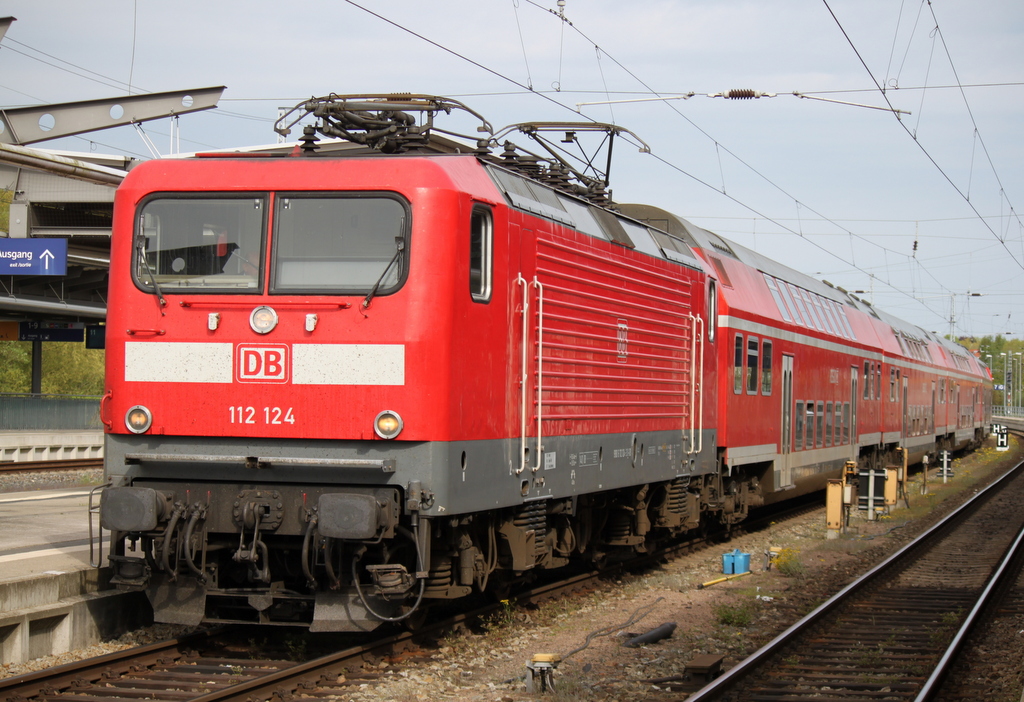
0 488 816 702
0 630 219 701
914 513 1024 700
0 458 102 474
685 454 1024 701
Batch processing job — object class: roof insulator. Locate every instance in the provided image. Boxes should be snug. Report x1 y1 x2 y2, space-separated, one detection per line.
298 125 319 154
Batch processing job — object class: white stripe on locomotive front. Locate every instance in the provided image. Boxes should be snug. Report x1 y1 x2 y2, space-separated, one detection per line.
125 342 233 383
124 341 405 385
292 344 404 385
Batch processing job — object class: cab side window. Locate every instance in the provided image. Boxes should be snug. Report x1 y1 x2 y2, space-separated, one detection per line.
470 205 493 303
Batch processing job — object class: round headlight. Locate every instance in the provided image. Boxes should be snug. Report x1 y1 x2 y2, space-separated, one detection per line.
374 410 403 439
125 405 153 434
250 305 279 334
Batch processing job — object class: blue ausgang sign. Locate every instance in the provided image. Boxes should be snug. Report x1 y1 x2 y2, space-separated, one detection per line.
0 238 68 275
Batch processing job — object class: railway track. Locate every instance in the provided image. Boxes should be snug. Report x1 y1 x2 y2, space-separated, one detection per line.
0 458 102 474
0 484 825 702
686 453 1024 702
0 570 602 702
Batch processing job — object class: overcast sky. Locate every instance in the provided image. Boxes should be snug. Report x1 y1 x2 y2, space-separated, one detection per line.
1 0 1021 342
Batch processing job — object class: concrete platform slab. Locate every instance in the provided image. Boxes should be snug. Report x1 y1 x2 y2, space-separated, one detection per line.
0 486 151 665
0 430 103 463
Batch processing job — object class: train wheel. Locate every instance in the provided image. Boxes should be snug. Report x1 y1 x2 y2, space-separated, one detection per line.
401 603 430 631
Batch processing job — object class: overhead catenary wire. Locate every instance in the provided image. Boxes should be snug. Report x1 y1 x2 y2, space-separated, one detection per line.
333 0 960 330
0 3 956 328
511 0 535 91
518 1 959 319
821 0 1024 275
4 3 1015 337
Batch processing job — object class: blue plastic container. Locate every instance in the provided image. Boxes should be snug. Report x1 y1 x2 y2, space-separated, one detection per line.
722 549 751 575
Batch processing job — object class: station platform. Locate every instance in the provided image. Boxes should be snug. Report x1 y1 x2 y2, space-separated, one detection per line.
0 486 149 666
0 429 104 463
993 415 1024 433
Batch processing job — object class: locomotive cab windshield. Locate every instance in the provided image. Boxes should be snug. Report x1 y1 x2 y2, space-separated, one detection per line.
272 194 409 294
135 196 266 291
133 192 410 296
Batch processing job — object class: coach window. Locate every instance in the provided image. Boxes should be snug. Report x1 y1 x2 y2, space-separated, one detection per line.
833 402 842 445
761 339 773 395
780 283 805 326
823 300 843 338
795 401 805 450
813 296 835 335
801 290 824 331
272 194 409 294
825 401 833 447
834 300 855 339
816 401 825 447
863 361 871 400
746 336 759 394
764 275 792 322
842 402 851 444
470 204 493 302
806 402 816 449
135 195 266 292
876 364 882 401
889 367 896 402
734 334 744 394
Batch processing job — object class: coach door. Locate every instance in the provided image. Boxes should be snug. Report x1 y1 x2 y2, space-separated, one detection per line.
850 366 859 458
778 355 795 489
902 375 909 441
931 381 936 435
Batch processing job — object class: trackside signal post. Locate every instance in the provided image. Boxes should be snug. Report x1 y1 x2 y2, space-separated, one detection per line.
996 425 1009 451
826 479 844 538
827 453 906 538
826 460 859 538
895 447 910 508
939 450 953 482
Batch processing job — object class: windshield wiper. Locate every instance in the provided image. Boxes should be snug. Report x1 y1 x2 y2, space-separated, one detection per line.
362 237 405 310
136 236 167 314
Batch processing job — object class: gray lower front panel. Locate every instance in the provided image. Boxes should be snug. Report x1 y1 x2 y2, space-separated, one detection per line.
105 428 718 518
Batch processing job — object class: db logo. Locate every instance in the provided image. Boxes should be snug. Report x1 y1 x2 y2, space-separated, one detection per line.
236 344 290 383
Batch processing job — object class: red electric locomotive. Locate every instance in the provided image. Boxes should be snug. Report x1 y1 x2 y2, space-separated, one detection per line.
97 95 990 631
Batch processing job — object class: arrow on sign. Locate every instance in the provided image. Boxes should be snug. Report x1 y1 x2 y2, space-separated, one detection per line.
40 249 54 270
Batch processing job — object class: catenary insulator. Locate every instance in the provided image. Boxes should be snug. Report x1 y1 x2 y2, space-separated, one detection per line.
726 89 757 99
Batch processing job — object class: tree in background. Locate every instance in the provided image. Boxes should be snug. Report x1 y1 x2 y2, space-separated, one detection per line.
0 341 32 392
0 340 105 395
0 189 11 233
961 335 1023 407
3 190 105 395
